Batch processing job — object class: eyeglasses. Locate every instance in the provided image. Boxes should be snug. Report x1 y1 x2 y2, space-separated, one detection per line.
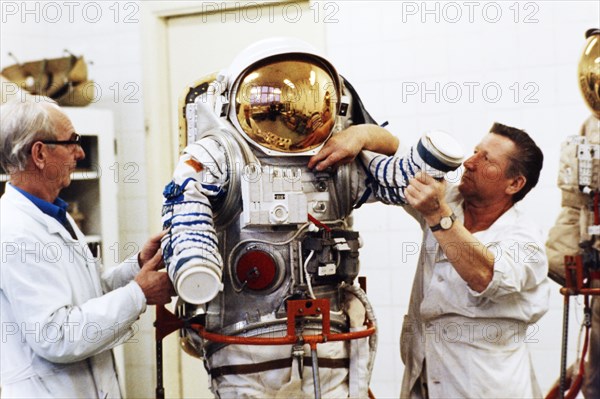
41 133 81 146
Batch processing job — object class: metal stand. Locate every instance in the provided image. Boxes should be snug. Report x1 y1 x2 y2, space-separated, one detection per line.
553 254 600 399
154 305 185 399
155 340 164 399
310 346 322 399
559 294 570 399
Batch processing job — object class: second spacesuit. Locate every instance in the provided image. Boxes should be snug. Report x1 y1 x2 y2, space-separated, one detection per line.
546 28 600 398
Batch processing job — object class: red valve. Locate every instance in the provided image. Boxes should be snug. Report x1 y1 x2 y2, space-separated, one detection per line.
236 250 277 290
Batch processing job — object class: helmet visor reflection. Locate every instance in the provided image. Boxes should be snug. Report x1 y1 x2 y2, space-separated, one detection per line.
578 31 600 118
234 58 338 153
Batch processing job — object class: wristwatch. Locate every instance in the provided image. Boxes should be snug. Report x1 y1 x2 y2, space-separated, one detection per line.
430 212 456 232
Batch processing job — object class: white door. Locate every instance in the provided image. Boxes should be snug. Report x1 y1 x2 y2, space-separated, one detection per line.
165 2 327 162
158 2 326 397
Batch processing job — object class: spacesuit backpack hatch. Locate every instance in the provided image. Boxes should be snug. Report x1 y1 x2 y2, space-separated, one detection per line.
160 37 463 398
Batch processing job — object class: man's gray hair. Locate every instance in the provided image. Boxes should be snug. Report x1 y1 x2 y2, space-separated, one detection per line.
0 96 59 173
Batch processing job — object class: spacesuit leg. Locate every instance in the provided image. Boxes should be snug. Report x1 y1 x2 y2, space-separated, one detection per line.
209 345 294 398
349 328 369 397
208 343 352 399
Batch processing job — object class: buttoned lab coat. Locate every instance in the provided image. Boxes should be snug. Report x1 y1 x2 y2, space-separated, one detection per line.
1 184 146 398
400 185 551 398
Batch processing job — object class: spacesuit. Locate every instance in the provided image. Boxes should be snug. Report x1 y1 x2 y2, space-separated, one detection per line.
160 38 462 398
546 28 600 398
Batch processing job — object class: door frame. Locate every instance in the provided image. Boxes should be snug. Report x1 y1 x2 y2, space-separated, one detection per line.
140 1 299 233
139 2 304 397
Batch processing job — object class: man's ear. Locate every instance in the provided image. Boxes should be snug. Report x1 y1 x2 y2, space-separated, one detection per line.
506 175 526 196
29 141 47 169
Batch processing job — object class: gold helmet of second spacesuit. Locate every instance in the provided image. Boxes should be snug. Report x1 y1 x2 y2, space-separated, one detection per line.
228 38 341 155
578 28 600 118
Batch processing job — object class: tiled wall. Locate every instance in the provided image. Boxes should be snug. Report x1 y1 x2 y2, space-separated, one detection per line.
2 1 598 398
324 1 598 397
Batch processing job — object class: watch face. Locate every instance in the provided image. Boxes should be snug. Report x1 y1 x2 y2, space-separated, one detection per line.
440 216 453 229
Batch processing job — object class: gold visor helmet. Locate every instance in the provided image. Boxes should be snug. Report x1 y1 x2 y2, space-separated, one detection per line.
230 54 340 155
578 28 600 118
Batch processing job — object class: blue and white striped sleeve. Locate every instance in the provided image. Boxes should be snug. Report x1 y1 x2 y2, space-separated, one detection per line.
160 139 225 294
358 136 459 206
357 146 427 206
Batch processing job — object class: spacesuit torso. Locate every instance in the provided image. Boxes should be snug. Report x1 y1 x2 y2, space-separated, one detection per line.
175 133 367 352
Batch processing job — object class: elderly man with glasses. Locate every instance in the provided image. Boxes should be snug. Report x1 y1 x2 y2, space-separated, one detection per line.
0 96 174 398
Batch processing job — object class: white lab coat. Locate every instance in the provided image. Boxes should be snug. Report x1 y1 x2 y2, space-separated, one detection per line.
399 185 551 398
0 184 146 398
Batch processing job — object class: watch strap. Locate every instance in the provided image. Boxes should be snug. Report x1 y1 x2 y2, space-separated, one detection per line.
430 212 456 232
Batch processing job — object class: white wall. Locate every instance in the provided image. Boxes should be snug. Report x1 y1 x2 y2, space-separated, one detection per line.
1 1 597 398
323 1 598 397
